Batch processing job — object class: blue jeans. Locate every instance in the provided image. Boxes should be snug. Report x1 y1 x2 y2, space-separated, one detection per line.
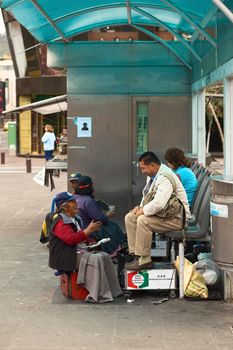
44 150 53 161
90 221 125 254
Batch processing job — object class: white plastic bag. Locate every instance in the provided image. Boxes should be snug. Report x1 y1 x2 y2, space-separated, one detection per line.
33 166 45 186
194 259 220 286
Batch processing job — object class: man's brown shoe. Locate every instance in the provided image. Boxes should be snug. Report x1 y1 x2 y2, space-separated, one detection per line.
125 260 153 270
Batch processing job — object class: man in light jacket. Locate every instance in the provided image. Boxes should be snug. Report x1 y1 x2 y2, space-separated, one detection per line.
125 151 191 270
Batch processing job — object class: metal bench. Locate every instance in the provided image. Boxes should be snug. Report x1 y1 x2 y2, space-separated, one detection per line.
190 170 210 224
163 169 211 298
190 161 199 174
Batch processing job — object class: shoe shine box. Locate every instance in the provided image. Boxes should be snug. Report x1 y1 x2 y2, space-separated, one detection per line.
125 263 177 290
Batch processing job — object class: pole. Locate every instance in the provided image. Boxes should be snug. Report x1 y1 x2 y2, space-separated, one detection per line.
212 0 233 24
178 242 185 299
25 153 31 173
1 152 5 165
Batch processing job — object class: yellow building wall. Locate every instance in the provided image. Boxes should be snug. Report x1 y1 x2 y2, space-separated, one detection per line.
19 96 32 154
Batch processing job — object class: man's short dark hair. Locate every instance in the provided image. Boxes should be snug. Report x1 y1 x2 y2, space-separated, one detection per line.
138 152 161 165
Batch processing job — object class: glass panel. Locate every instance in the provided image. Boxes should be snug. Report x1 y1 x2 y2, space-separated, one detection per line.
2 0 213 42
136 101 148 154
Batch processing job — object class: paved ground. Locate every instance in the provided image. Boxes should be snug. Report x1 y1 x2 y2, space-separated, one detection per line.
0 130 233 350
0 131 44 173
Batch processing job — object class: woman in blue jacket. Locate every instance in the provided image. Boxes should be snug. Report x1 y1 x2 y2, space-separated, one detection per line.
74 175 125 255
165 147 198 208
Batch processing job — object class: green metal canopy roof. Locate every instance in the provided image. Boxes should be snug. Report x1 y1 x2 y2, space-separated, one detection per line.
0 0 218 43
1 0 232 70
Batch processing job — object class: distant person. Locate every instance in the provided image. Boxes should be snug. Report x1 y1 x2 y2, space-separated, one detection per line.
81 122 89 131
74 176 125 255
57 127 68 155
69 172 82 194
41 124 56 161
165 147 198 207
60 127 68 142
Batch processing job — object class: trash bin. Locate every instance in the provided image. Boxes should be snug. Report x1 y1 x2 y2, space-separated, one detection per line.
185 153 212 166
211 178 233 270
7 121 16 150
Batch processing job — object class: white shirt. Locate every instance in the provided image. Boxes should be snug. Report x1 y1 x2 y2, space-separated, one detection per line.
41 132 56 151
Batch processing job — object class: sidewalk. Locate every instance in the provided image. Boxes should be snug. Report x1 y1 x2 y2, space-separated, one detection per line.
0 130 47 173
0 141 232 350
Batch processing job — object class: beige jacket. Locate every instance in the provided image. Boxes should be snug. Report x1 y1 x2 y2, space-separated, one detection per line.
140 164 191 219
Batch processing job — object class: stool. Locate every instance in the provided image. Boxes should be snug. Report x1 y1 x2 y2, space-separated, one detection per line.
60 272 89 300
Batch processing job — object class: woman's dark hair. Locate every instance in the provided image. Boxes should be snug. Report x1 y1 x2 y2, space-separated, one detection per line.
138 151 161 165
75 175 94 196
164 147 191 169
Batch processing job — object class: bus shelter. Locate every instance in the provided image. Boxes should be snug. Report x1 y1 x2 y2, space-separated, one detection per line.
1 0 233 220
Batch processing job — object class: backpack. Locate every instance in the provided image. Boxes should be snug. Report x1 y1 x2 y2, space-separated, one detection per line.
40 212 58 244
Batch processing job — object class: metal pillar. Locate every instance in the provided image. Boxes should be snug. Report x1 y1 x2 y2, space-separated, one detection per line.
192 93 198 155
223 77 233 180
178 242 185 299
25 153 31 173
212 0 233 24
1 152 5 164
197 89 206 166
223 271 233 303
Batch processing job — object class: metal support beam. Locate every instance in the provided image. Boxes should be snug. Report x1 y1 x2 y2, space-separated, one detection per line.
212 0 233 24
192 6 218 44
205 93 223 97
197 89 206 166
132 24 191 70
223 77 233 179
160 0 217 47
17 43 41 55
132 6 202 62
192 93 198 155
2 95 67 115
126 0 132 25
30 0 67 41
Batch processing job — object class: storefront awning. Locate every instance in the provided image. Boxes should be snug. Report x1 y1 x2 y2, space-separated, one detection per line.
2 94 67 115
33 101 67 115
